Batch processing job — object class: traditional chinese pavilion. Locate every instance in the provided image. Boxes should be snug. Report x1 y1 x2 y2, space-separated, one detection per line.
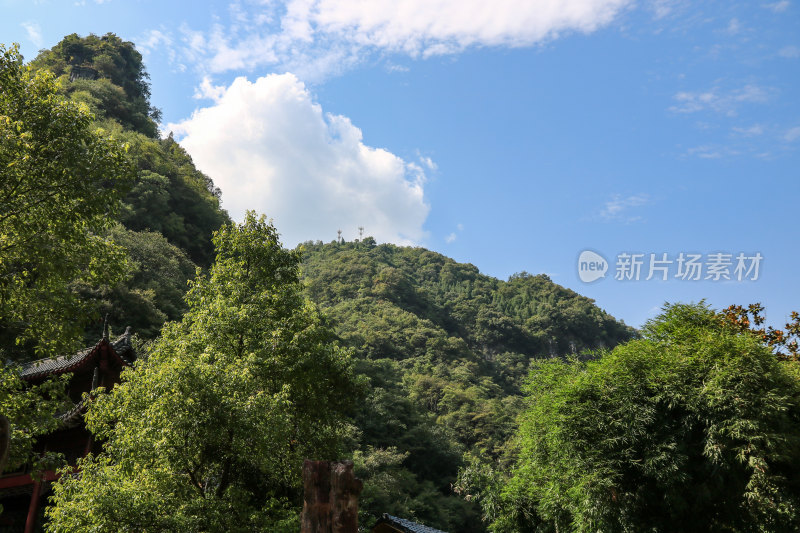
0 326 134 533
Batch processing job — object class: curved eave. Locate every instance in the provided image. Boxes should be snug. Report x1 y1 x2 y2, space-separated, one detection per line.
19 328 134 383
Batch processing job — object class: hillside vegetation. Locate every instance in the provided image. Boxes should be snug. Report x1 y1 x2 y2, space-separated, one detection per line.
3 33 651 532
6 32 799 533
28 33 230 346
299 240 635 529
23 34 636 528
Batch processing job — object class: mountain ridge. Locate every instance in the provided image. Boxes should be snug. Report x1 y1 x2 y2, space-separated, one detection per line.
298 239 635 530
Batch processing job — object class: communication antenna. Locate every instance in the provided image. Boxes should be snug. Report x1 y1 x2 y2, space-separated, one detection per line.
337 229 342 243
358 226 364 240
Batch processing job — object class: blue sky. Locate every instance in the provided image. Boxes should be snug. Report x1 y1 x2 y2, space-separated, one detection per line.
3 0 798 329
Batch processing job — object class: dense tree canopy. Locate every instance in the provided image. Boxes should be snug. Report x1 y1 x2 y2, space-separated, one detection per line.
21 33 229 346
46 214 360 532
487 303 800 532
30 33 230 271
0 42 133 513
0 365 67 477
8 30 767 533
117 132 229 267
31 33 161 137
299 240 635 530
80 225 198 341
0 43 134 360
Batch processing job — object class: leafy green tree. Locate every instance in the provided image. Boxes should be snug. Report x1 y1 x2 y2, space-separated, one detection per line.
79 225 198 341
0 365 67 477
117 133 229 267
46 213 360 532
299 240 634 532
29 34 230 268
348 358 483 531
0 43 134 360
491 303 800 532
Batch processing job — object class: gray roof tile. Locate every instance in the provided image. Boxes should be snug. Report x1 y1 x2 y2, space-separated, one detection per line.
19 327 134 380
376 514 448 533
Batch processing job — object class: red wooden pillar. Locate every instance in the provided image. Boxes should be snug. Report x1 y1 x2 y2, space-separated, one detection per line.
24 479 43 533
0 414 9 475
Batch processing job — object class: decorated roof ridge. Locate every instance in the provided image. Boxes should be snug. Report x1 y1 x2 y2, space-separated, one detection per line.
19 327 134 380
57 395 90 430
375 514 448 533
111 326 134 363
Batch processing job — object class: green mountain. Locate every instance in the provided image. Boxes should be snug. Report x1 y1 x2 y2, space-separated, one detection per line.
299 240 635 530
29 33 230 342
30 33 161 137
24 33 634 531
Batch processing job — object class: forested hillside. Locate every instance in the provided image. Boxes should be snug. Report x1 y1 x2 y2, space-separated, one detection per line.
5 32 799 533
299 240 635 530
29 33 230 348
8 34 637 530
2 33 641 532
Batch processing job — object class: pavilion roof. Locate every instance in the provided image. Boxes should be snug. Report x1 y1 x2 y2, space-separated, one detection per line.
374 514 448 533
19 327 134 381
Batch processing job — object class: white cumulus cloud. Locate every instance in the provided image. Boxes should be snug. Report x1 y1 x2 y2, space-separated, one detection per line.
303 0 632 55
169 74 430 246
163 0 632 78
